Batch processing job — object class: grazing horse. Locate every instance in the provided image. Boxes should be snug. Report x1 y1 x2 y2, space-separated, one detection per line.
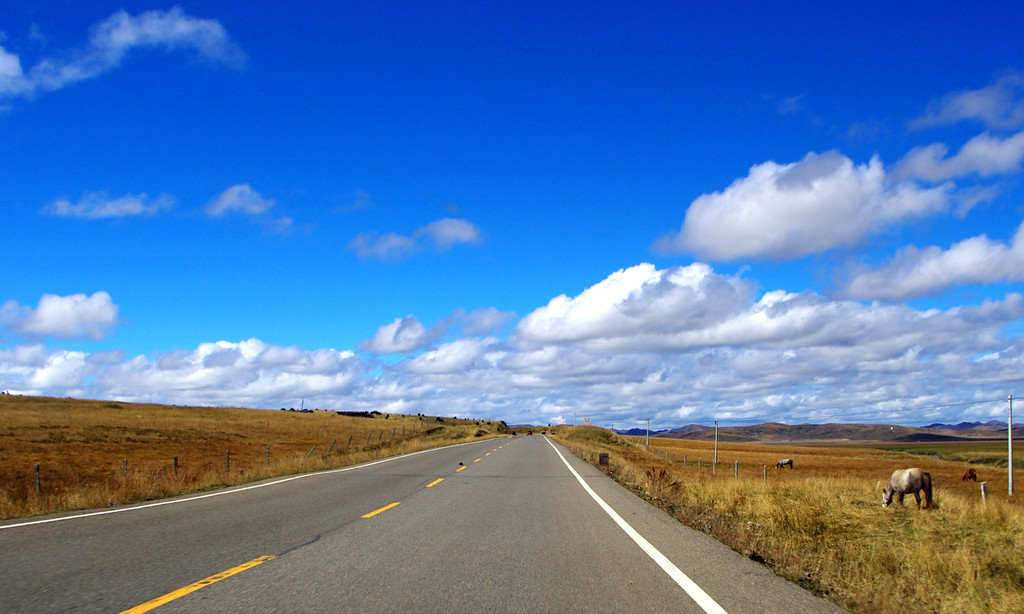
775 458 793 469
882 468 934 509
962 468 978 481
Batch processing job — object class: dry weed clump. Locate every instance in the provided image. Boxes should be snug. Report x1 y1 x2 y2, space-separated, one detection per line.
552 426 1024 614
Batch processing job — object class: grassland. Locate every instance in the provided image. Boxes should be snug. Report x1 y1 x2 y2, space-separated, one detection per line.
0 394 510 519
550 425 1024 614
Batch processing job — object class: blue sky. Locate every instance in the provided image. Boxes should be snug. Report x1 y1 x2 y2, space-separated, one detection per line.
3 2 1024 429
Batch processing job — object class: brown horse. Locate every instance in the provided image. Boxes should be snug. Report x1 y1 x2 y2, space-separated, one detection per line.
961 468 978 481
882 468 934 509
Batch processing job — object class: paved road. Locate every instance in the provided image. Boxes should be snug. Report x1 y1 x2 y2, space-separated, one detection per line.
0 436 845 613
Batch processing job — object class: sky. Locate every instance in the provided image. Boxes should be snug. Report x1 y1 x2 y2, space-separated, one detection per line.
2 2 1024 430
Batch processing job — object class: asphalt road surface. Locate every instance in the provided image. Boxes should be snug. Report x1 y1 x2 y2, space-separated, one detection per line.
0 435 846 613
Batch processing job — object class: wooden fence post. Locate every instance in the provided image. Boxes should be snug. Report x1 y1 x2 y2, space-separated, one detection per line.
735 460 738 478
34 464 41 492
764 465 767 482
122 458 127 480
305 446 317 459
327 439 337 454
347 435 353 447
266 445 270 464
698 458 701 470
226 450 230 472
980 482 988 505
173 456 178 477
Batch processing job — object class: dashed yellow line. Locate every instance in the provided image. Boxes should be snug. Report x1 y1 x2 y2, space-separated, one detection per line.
362 502 400 518
456 466 467 472
473 458 482 463
426 478 444 488
119 555 274 613
484 452 491 456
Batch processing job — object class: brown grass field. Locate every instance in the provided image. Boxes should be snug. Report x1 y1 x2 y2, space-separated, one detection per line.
550 425 1024 614
0 394 510 519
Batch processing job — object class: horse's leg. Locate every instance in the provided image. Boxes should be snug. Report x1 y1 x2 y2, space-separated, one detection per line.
913 491 922 508
897 492 905 506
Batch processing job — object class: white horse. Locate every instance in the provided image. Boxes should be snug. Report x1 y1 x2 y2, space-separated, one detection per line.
882 468 934 509
775 458 793 469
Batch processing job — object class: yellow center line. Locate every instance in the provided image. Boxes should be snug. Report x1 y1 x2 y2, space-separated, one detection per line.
361 502 400 518
425 478 444 488
119 555 275 614
484 452 491 456
473 458 482 463
456 466 467 472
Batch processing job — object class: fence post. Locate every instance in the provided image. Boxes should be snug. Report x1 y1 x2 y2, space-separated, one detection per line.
327 439 337 454
347 435 353 447
173 456 178 477
34 464 41 492
980 482 988 505
226 450 230 472
698 458 701 470
735 460 738 478
683 455 687 466
266 445 270 464
378 431 383 443
764 465 767 482
122 458 127 480
305 446 317 459
391 428 396 440
366 433 372 446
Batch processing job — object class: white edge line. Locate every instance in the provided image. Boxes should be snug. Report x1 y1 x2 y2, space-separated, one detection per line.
1 438 496 531
544 437 729 614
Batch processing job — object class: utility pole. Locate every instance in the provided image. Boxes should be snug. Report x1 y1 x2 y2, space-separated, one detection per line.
1010 395 1015 497
714 420 719 465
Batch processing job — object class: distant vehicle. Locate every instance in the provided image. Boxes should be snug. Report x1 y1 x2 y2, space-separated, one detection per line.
527 430 532 436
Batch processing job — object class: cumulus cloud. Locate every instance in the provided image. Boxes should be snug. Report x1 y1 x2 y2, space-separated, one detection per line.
45 191 174 218
0 7 245 103
404 338 499 374
835 221 1024 300
895 131 1024 182
358 316 437 354
0 292 119 340
910 73 1024 130
653 151 949 261
206 184 293 235
348 218 483 261
456 307 517 336
2 266 1022 427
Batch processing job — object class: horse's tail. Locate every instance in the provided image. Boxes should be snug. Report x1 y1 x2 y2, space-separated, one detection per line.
922 471 935 509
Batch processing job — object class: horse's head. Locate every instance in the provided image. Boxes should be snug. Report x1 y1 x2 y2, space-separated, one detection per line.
881 486 894 508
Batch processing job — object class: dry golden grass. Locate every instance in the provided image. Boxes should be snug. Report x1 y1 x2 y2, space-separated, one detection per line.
0 395 510 519
552 425 1024 614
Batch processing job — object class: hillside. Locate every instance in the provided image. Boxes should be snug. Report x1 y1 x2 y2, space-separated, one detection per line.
618 421 1023 443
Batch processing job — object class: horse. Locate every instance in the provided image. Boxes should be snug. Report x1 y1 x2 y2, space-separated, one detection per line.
961 468 978 481
775 458 793 469
882 468 934 509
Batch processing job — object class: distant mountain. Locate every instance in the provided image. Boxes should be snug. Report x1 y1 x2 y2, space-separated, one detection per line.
613 421 1023 443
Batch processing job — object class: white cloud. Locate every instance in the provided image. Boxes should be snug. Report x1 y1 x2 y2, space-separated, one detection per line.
457 307 517 336
911 73 1024 130
895 131 1024 182
0 7 245 103
206 184 293 235
347 232 419 261
654 151 949 261
207 184 274 216
0 292 119 341
45 192 174 218
359 316 435 354
404 338 498 374
416 218 483 249
348 218 483 261
835 221 1024 300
